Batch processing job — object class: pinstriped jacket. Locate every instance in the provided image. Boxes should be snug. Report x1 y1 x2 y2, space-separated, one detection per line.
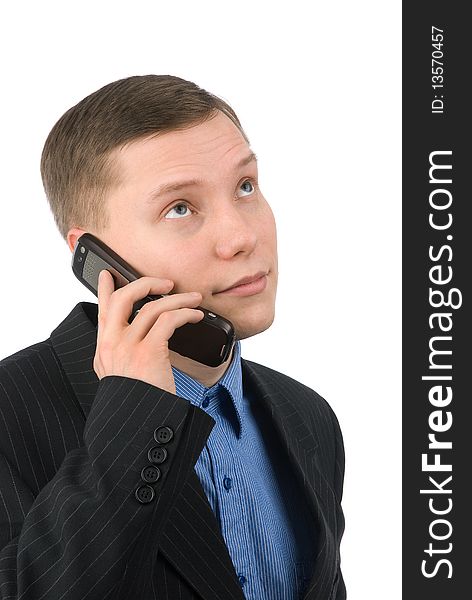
0 301 345 600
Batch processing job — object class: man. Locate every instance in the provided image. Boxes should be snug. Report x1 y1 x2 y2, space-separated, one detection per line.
0 75 345 599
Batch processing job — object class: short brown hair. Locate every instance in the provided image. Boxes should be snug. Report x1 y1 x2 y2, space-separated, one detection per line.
40 74 248 242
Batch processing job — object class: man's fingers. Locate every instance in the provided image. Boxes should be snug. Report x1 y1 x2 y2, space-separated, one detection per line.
148 307 205 342
105 276 175 327
126 291 202 339
97 270 115 322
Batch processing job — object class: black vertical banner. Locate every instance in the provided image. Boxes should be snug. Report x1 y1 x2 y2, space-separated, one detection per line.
403 3 471 599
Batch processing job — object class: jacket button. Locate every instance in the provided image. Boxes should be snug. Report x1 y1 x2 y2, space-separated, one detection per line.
148 446 168 464
135 485 155 504
141 465 161 484
154 426 174 444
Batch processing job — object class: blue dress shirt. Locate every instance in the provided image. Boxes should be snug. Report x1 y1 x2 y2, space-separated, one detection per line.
172 340 317 600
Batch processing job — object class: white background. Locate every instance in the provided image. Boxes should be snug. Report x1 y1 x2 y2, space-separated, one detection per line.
0 1 401 598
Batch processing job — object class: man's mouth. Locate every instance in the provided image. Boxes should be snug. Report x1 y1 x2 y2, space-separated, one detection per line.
214 272 268 296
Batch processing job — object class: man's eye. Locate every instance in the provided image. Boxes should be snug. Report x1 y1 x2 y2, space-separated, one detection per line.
238 179 257 197
164 202 192 219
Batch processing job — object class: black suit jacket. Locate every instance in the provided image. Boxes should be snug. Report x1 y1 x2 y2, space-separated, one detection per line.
0 301 345 600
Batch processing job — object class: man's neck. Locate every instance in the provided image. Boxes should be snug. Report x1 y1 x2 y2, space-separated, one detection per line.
169 345 235 388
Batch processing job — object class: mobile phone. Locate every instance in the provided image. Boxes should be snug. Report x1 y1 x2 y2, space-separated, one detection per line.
71 233 236 367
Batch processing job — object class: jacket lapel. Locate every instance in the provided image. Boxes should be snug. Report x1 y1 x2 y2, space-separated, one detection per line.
241 359 340 600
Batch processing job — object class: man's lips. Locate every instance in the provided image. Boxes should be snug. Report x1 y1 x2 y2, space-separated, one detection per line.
214 271 268 296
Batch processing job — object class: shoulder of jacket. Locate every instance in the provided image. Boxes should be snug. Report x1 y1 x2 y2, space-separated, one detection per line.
243 357 333 411
0 338 53 370
0 338 57 395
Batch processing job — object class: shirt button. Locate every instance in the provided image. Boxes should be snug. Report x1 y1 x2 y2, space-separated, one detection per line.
238 574 246 586
148 446 168 464
141 465 161 484
202 397 210 408
135 485 155 504
154 426 174 444
223 476 232 490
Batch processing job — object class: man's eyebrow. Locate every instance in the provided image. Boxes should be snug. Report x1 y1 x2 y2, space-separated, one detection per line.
144 151 258 204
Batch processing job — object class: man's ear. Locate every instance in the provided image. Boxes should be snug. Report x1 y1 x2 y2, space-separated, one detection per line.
67 227 88 253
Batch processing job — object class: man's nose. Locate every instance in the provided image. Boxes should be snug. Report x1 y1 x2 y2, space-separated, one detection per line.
212 205 258 259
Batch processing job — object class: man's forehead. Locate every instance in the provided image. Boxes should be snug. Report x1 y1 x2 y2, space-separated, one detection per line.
110 112 256 197
117 113 248 162
144 151 257 205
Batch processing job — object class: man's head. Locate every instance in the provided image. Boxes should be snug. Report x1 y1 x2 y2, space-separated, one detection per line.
41 75 278 340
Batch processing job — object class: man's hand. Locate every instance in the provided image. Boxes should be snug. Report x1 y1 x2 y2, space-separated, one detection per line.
93 269 204 395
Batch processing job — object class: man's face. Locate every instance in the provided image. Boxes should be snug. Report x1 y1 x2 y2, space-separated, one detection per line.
70 111 278 341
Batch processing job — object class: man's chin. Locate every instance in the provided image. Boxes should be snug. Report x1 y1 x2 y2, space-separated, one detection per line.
232 314 275 341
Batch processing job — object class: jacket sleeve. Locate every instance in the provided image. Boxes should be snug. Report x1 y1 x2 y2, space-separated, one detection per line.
0 374 215 599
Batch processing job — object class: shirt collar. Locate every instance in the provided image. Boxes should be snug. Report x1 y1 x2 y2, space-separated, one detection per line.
171 340 244 438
